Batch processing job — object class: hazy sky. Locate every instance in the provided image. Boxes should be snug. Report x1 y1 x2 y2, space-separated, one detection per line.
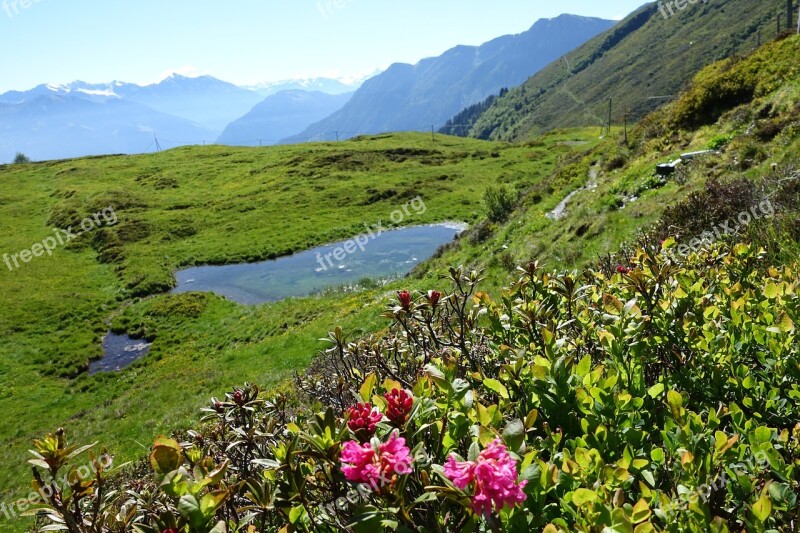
0 0 647 92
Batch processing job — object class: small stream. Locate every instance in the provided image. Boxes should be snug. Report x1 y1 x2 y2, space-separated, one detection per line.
547 166 599 220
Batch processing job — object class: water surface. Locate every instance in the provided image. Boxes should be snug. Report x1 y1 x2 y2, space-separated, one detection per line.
89 334 151 375
172 223 466 305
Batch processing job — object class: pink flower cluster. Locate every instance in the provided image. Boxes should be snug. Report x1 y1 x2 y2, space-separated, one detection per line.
340 431 413 489
346 403 383 435
444 439 527 516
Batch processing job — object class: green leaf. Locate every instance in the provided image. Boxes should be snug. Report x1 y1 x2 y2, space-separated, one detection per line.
476 403 498 427
150 437 182 475
468 441 481 462
177 494 204 529
200 491 228 518
632 499 651 523
451 378 472 401
754 426 772 445
483 378 509 399
160 468 190 498
359 373 377 403
424 364 445 380
764 282 778 299
667 390 683 417
576 355 592 378
289 504 307 524
572 488 597 506
524 408 539 429
208 521 227 533
647 383 665 399
650 448 665 463
502 419 525 453
777 311 795 333
412 492 438 505
752 493 772 522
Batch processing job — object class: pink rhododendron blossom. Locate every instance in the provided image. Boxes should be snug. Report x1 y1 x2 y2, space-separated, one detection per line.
384 388 413 426
346 403 382 435
444 439 527 516
340 431 413 489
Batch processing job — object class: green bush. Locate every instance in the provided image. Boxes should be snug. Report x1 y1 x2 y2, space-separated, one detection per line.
25 241 800 532
483 184 517 222
707 134 734 150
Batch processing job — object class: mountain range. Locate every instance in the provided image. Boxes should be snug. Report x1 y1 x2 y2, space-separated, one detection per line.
0 14 624 162
217 91 354 146
284 14 616 142
453 0 783 141
0 93 214 162
244 74 377 97
0 75 364 163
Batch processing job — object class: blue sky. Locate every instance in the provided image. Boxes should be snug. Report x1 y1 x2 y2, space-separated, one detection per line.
0 0 647 92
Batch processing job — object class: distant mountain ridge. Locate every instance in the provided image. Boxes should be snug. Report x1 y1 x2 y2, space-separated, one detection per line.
0 74 360 162
284 14 616 142
217 90 354 146
459 0 785 141
244 74 377 97
0 93 214 163
0 76 264 131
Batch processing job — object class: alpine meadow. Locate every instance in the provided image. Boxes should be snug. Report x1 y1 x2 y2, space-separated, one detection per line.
0 1 799 532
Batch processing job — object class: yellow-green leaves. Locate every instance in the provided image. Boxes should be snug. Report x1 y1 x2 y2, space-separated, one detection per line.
150 436 182 475
751 492 772 522
483 378 509 399
666 389 684 421
631 498 651 523
572 488 597 506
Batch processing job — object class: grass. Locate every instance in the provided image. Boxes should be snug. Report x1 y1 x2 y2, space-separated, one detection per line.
0 130 602 530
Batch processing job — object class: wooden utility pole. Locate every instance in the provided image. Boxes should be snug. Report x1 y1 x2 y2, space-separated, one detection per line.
607 99 612 135
623 107 629 145
788 0 794 32
431 125 435 142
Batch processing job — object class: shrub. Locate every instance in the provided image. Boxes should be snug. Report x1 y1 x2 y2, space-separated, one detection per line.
483 184 516 222
24 241 800 532
468 220 495 245
707 133 734 150
604 153 627 171
654 177 758 242
13 152 31 164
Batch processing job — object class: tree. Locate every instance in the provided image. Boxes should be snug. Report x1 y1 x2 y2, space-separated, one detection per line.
13 152 31 164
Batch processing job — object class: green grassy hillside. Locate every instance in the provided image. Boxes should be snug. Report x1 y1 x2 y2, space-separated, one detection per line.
0 130 608 529
2 33 800 533
429 35 800 290
455 0 786 141
13 35 800 533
